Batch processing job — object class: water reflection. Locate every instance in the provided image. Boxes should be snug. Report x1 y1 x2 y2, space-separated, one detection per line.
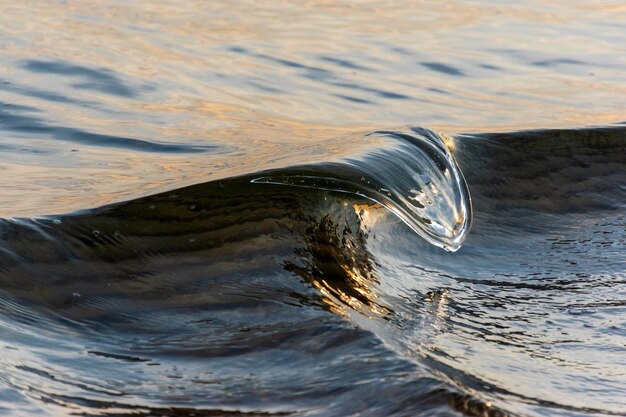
1 1 625 416
1 0 625 216
284 204 390 318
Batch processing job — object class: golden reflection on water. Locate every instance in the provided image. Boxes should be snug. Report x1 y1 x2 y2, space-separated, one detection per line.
0 0 624 215
285 202 392 319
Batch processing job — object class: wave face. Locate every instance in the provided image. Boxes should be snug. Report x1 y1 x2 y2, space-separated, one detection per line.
0 126 624 417
252 128 472 251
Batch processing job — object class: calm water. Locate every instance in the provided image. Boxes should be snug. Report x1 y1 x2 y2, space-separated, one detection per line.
0 1 625 416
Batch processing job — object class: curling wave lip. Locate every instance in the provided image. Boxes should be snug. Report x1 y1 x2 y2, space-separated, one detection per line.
252 127 473 251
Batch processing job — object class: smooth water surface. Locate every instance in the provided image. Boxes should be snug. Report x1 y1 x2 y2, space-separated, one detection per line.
0 1 625 416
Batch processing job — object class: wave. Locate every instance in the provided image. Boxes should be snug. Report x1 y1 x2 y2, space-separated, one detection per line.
0 125 624 416
251 127 472 251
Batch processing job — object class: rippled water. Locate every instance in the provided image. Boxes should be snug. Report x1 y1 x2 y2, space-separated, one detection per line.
1 1 625 416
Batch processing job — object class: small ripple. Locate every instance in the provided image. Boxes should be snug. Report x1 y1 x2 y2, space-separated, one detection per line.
0 106 225 154
531 58 588 67
318 56 373 72
421 62 465 76
20 59 150 98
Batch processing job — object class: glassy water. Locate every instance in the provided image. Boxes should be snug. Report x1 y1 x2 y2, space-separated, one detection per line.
0 1 625 416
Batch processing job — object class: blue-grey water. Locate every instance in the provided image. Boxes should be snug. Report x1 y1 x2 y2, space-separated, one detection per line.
0 2 625 416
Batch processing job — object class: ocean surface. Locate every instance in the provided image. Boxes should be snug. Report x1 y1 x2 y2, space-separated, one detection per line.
0 1 625 416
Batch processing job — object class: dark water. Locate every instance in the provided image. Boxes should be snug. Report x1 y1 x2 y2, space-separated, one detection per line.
0 126 624 417
1 2 626 416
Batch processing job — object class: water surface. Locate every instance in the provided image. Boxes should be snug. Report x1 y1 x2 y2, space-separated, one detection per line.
0 1 625 416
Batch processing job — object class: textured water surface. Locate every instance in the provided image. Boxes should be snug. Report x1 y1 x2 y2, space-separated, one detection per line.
0 1 625 416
